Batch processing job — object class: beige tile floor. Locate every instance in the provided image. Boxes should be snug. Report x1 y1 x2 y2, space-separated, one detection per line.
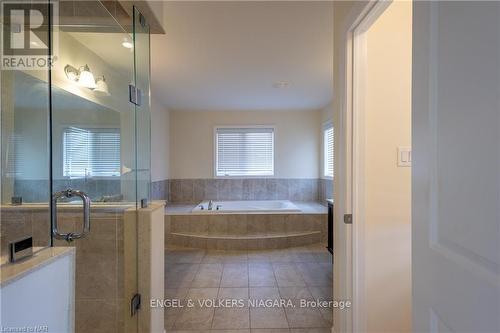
165 244 333 333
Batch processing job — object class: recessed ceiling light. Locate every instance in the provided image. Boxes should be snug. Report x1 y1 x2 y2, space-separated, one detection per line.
273 81 290 89
122 39 133 49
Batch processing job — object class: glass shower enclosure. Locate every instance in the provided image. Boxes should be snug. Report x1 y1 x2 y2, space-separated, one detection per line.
0 1 151 332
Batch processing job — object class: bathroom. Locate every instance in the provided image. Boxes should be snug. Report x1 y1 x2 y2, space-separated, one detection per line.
3 0 499 332
151 2 335 331
159 111 335 331
0 1 334 332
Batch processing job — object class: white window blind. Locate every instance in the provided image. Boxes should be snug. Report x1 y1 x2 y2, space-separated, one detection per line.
63 127 121 178
324 124 334 178
216 127 274 177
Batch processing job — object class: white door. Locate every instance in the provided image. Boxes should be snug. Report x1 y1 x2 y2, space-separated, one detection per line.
412 2 500 332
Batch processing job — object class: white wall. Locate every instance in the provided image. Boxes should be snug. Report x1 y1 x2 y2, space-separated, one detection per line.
169 110 322 179
363 2 412 332
0 251 75 333
332 3 368 331
151 97 170 181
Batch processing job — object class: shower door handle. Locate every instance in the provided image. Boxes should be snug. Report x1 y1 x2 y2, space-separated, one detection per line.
52 189 91 242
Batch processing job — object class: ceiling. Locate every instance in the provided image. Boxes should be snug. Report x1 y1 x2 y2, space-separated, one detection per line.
151 1 334 112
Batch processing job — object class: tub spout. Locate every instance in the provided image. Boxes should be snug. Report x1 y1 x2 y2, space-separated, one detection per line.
208 200 213 210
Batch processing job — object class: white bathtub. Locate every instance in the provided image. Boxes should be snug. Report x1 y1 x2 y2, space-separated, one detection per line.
191 200 302 214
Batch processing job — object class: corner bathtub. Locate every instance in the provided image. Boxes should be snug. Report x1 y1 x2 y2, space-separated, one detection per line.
167 200 327 249
192 200 302 214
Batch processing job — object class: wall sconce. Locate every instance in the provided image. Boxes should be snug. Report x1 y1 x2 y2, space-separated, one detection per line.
94 76 110 96
64 64 97 89
122 38 133 49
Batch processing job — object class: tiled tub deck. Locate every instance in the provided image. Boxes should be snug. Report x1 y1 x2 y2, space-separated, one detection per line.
165 202 328 250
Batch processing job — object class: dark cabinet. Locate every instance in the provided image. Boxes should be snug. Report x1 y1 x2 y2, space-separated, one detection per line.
327 199 333 254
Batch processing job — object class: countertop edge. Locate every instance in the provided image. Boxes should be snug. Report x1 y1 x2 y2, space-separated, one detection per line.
0 247 75 288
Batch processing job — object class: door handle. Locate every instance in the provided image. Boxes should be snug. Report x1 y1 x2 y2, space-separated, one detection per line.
52 188 91 242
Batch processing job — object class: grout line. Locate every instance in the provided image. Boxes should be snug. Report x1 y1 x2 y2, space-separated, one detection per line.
166 246 332 331
211 251 224 329
269 256 291 330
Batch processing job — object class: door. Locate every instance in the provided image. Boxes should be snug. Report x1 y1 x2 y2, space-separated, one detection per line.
412 2 500 332
50 1 140 332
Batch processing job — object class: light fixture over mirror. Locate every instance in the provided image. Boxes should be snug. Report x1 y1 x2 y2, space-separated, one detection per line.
94 76 110 96
65 64 111 94
122 38 133 49
78 65 97 89
64 64 97 89
64 64 79 81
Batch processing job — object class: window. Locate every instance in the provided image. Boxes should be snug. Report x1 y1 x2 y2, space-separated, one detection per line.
215 127 274 177
63 127 121 178
323 123 334 178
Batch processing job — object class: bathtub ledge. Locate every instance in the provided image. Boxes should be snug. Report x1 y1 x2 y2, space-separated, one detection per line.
165 201 326 215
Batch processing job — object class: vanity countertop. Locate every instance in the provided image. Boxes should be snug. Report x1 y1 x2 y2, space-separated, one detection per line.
0 247 75 287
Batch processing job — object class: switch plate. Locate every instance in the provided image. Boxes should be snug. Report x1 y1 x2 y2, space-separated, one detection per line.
10 236 33 262
397 147 412 167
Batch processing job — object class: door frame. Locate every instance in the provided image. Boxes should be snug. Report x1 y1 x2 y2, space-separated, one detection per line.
342 0 392 331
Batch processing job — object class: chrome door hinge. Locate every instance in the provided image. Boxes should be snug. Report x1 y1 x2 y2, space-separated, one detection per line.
344 214 353 224
131 293 141 316
129 84 142 106
139 13 147 28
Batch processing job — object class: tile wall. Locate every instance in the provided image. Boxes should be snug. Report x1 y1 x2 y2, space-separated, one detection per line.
151 179 169 202
0 204 135 333
13 179 122 203
0 205 51 265
152 178 334 204
318 178 334 203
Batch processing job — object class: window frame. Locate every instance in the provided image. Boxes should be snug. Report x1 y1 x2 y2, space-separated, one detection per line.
323 121 334 179
213 125 276 178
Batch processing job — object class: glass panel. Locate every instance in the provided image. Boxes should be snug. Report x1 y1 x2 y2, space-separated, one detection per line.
133 7 151 204
1 35 51 262
50 1 138 332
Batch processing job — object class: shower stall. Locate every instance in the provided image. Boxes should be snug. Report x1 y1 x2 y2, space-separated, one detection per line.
1 1 151 331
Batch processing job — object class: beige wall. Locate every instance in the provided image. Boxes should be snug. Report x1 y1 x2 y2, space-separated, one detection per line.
151 98 170 181
169 110 322 179
332 1 412 332
364 2 412 332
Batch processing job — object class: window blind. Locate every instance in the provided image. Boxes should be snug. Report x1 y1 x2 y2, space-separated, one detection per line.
324 125 334 178
216 127 274 177
63 127 121 178
5 134 23 177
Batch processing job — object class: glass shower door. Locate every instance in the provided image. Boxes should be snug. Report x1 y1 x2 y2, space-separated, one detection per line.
133 7 151 205
0 53 51 263
50 1 140 332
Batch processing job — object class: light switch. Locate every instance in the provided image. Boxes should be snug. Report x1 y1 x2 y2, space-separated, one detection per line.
398 147 412 167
